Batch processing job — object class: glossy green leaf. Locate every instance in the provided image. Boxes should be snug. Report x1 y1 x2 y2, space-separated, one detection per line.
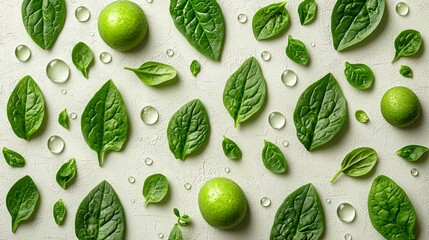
396 145 428 162
286 35 309 65
331 147 378 183
72 42 94 79
262 140 287 174
344 62 374 89
190 60 201 77
124 61 177 86
168 224 183 240
252 2 289 40
56 158 77 189
143 174 169 206
2 147 26 167
393 30 422 62
298 0 317 25
400 65 413 78
53 199 66 225
222 136 242 161
58 108 69 129
355 110 369 123
7 76 46 140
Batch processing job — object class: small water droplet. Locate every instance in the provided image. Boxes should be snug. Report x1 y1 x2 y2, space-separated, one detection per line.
15 45 31 62
344 233 352 240
70 112 77 120
224 167 230 173
141 106 159 125
237 13 248 23
337 203 356 223
268 112 286 129
396 2 409 16
146 0 153 3
326 198 331 204
355 110 369 123
61 89 67 94
282 141 289 147
75 6 90 22
281 70 298 87
100 52 112 64
131 199 136 203
166 49 174 57
260 197 271 207
46 59 70 83
261 51 271 61
158 233 164 238
145 157 153 165
311 42 316 47
138 137 143 141
47 135 65 154
411 168 419 177
184 183 192 190
128 176 136 184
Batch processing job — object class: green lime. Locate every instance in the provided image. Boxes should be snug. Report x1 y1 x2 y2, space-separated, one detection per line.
98 0 148 51
381 86 421 127
198 177 247 230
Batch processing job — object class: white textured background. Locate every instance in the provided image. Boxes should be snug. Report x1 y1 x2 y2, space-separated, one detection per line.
0 0 428 239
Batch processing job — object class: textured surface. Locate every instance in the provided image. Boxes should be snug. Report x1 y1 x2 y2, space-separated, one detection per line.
0 0 428 239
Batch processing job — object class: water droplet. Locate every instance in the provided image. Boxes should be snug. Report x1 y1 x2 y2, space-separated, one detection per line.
75 6 90 22
141 106 159 125
337 203 356 223
268 112 286 129
100 52 112 64
411 168 419 177
326 198 331 204
260 197 271 207
47 135 65 154
70 112 77 120
128 176 135 184
146 0 153 3
355 110 369 123
282 141 289 147
145 157 153 165
46 59 70 83
396 2 409 16
261 51 271 61
344 233 352 240
90 32 95 37
15 45 31 62
131 199 136 203
224 167 230 173
311 42 316 47
281 70 298 87
184 183 192 190
166 49 174 57
158 233 164 238
138 137 143 141
61 89 67 94
237 13 248 23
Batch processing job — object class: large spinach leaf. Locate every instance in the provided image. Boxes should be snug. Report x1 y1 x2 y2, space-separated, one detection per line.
252 2 289 40
262 140 287 174
72 42 94 79
143 173 169 206
270 183 324 239
368 175 416 240
170 0 225 61
331 0 385 51
3 147 26 167
124 61 177 86
286 35 309 65
392 29 422 63
331 147 378 183
293 73 348 151
75 180 125 240
81 80 129 166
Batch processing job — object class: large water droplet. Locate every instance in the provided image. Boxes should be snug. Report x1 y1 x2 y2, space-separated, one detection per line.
344 233 352 240
47 59 70 83
128 176 135 184
145 158 153 166
261 51 271 61
281 70 298 87
75 6 90 22
47 135 65 154
396 2 409 16
100 52 112 64
337 203 356 223
268 112 286 129
260 197 271 207
15 45 31 62
411 168 419 177
237 13 248 23
141 106 159 125
166 49 174 57
184 183 192 190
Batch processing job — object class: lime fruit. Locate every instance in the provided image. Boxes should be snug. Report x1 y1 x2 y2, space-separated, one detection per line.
381 86 421 127
198 177 248 230
98 0 148 51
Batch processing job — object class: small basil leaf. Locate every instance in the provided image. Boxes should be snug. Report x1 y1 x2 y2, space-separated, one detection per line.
286 35 309 65
400 65 413 78
355 110 369 123
167 99 210 160
58 108 69 129
72 42 94 79
124 61 177 86
222 136 242 160
298 0 317 25
344 62 374 89
7 75 46 140
223 57 267 127
168 223 183 240
173 208 180 218
396 145 428 162
2 147 26 167
6 175 39 233
56 158 77 189
331 147 378 183
262 140 287 174
252 2 290 40
143 173 169 206
190 60 201 77
393 29 422 63
53 199 66 225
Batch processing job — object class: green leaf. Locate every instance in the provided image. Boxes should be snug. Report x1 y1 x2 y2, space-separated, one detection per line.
190 60 201 77
293 73 348 151
223 57 267 127
368 175 416 240
56 158 77 189
222 136 242 161
270 183 324 239
53 199 66 225
2 147 26 167
58 108 69 129
331 0 386 51
331 147 378 183
167 99 210 160
262 140 287 174
170 0 225 60
7 75 46 140
252 2 289 40
344 62 374 89
75 180 125 240
173 208 180 218
173 208 191 226
396 145 428 162
400 65 413 78
168 224 183 240
6 175 39 233
81 80 129 166
22 0 66 50
286 35 309 65
72 42 94 79
393 29 422 62
355 110 369 123
143 174 169 207
298 0 317 25
124 61 177 86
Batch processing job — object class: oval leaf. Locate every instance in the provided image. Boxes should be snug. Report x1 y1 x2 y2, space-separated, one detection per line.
392 29 422 63
252 2 290 40
331 147 378 183
56 158 77 189
222 136 242 161
143 174 169 206
2 147 26 167
286 35 309 65
58 108 69 129
344 62 374 89
124 61 177 86
190 60 201 77
298 0 317 25
53 199 66 225
396 145 428 162
262 140 287 174
168 224 183 240
72 42 94 79
400 65 413 78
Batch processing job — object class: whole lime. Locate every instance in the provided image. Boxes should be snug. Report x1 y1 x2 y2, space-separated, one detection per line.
98 0 148 51
381 86 421 127
198 177 248 230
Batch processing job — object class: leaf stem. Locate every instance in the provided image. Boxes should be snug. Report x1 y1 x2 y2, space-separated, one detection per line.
330 170 343 184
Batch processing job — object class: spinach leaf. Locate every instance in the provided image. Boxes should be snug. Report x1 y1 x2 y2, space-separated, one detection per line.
344 62 374 89
7 75 46 140
286 35 309 65
298 0 317 25
2 147 26 167
252 2 290 40
22 0 66 50
190 60 201 77
56 158 77 189
262 140 287 174
170 0 225 60
58 108 69 129
81 80 129 166
331 147 378 183
6 175 39 233
293 73 348 151
368 175 416 240
270 183 324 239
396 145 428 162
72 42 94 79
400 65 413 78
355 110 369 123
75 180 125 240
393 29 422 62
143 173 169 206
223 57 267 127
124 61 177 86
169 224 183 240
331 0 386 51
53 199 66 225
167 99 210 160
222 136 242 160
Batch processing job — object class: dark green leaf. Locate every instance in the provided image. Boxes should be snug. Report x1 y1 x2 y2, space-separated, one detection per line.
124 61 177 86
393 29 422 63
168 224 183 240
58 108 69 129
56 158 77 189
143 174 169 206
72 42 94 79
331 147 378 183
344 62 374 89
298 0 317 25
396 145 428 162
400 65 413 78
252 2 289 40
222 136 242 160
53 199 66 225
173 208 180 218
262 140 287 174
190 60 201 77
286 35 309 65
2 147 26 167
